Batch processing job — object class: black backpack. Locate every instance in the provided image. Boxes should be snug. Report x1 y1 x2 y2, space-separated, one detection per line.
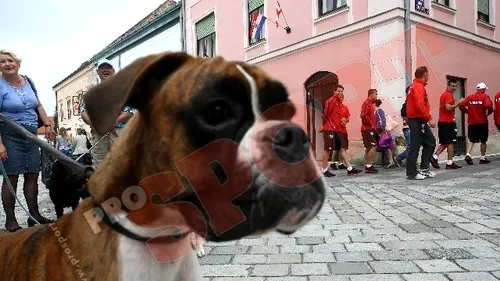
400 101 407 118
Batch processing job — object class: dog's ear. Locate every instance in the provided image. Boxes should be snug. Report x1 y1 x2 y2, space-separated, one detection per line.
83 52 191 135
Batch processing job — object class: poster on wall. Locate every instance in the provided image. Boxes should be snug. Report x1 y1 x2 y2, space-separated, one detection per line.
66 99 71 119
72 96 81 116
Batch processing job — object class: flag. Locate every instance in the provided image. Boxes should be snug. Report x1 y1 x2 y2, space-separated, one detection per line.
276 1 282 27
250 11 266 40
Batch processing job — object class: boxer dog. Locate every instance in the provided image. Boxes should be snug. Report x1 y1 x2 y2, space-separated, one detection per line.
0 52 325 281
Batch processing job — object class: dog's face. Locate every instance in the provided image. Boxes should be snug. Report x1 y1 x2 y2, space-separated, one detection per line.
83 52 325 242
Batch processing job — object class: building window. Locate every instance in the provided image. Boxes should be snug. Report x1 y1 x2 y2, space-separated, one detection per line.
248 0 265 45
66 99 71 119
478 0 490 22
318 0 347 17
196 13 216 58
433 0 450 6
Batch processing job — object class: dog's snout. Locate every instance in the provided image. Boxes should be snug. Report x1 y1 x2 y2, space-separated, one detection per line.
273 125 310 164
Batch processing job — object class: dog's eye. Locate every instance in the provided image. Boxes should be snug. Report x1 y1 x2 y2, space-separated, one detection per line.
201 100 233 126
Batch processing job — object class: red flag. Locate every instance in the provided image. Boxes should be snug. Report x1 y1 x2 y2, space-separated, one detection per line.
276 1 282 27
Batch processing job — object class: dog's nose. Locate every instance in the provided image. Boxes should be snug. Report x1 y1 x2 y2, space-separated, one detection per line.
273 125 310 164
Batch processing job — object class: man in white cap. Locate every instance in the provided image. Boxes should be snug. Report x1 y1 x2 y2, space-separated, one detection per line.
459 82 493 165
81 59 136 168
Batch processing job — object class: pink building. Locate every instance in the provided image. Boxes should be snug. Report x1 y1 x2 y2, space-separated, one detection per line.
184 0 500 160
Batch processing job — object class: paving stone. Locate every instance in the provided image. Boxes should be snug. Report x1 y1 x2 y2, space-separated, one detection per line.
250 265 289 277
419 219 454 228
369 261 421 274
238 238 266 246
210 246 249 255
350 275 404 281
435 239 497 248
456 223 498 234
447 272 499 281
423 248 475 259
280 245 311 253
345 242 384 252
212 278 263 281
313 243 346 253
328 262 373 274
413 259 464 273
232 254 266 264
399 223 436 233
297 236 325 245
267 254 301 264
454 259 500 271
291 263 329 276
309 276 350 281
267 237 296 245
303 253 336 263
199 255 233 265
480 233 500 246
402 273 449 281
370 249 430 261
435 227 475 240
381 241 441 250
335 252 372 262
465 247 500 258
201 265 249 277
266 278 307 281
249 246 279 254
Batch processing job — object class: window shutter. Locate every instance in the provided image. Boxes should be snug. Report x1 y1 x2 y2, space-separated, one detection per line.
478 0 489 15
248 0 264 12
196 13 216 39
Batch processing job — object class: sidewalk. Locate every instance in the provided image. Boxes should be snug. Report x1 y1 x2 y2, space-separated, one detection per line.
199 156 500 280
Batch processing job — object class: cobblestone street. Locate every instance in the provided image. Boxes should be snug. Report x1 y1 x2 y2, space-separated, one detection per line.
3 156 500 280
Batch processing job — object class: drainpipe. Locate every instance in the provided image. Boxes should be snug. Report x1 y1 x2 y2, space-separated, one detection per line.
404 0 412 86
180 0 186 52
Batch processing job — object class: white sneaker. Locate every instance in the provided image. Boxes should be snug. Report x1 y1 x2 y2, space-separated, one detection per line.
420 169 436 178
408 173 426 180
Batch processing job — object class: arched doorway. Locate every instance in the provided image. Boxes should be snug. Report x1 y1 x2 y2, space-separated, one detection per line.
304 71 339 160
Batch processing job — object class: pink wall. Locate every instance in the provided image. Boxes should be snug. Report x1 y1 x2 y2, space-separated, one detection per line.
454 1 476 34
257 31 371 140
416 27 500 133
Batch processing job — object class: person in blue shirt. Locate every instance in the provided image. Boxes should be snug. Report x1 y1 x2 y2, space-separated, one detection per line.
0 50 55 232
81 59 136 168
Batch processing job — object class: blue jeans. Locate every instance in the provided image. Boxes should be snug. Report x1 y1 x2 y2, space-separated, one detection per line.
396 128 410 161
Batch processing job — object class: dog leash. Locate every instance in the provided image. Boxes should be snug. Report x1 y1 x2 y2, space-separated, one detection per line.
0 112 95 226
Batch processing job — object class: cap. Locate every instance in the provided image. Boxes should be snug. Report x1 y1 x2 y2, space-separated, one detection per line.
96 59 114 69
476 82 488 90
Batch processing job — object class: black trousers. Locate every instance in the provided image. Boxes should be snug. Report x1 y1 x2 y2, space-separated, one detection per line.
406 118 436 177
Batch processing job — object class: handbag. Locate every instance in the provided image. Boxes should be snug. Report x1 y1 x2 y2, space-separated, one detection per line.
378 131 394 150
24 75 44 129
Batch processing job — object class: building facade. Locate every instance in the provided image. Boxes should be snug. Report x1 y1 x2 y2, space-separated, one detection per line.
184 0 500 160
53 0 182 137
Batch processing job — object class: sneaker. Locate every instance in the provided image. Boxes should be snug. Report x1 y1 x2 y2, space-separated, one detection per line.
323 170 336 177
347 167 361 176
465 155 474 165
338 163 347 170
407 173 426 180
420 169 436 178
364 165 379 174
445 162 462 170
430 157 440 169
479 158 491 164
328 163 338 170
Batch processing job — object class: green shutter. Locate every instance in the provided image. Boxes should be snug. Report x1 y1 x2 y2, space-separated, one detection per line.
196 13 215 39
478 0 489 15
248 0 264 12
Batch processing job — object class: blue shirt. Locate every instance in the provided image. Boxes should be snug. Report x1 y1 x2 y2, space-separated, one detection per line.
0 76 39 127
81 104 136 129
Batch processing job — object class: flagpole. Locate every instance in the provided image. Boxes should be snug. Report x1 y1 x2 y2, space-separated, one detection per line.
276 1 291 33
266 17 287 31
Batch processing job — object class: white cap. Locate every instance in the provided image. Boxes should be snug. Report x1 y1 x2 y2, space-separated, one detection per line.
476 82 488 90
96 59 114 69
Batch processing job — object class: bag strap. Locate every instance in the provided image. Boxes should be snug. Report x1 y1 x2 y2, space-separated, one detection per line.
24 75 39 101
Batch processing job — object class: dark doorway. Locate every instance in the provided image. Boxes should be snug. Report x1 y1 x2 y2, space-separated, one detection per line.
446 75 466 156
304 71 339 159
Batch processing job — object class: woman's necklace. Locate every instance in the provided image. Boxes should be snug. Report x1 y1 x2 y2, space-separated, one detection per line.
4 76 26 96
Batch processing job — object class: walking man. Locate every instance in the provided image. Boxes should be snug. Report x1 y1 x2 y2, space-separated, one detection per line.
406 66 437 180
396 86 411 166
459 82 493 165
430 79 464 169
494 91 500 134
81 59 136 168
360 89 379 173
330 85 361 176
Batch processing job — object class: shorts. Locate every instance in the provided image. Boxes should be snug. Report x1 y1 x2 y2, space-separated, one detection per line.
468 123 489 144
334 132 349 150
438 122 457 145
362 129 379 149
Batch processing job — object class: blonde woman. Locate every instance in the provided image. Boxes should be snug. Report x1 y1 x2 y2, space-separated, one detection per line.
0 50 54 231
56 127 72 156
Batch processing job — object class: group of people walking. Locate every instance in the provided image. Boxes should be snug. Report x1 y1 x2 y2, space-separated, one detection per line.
321 65 499 180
